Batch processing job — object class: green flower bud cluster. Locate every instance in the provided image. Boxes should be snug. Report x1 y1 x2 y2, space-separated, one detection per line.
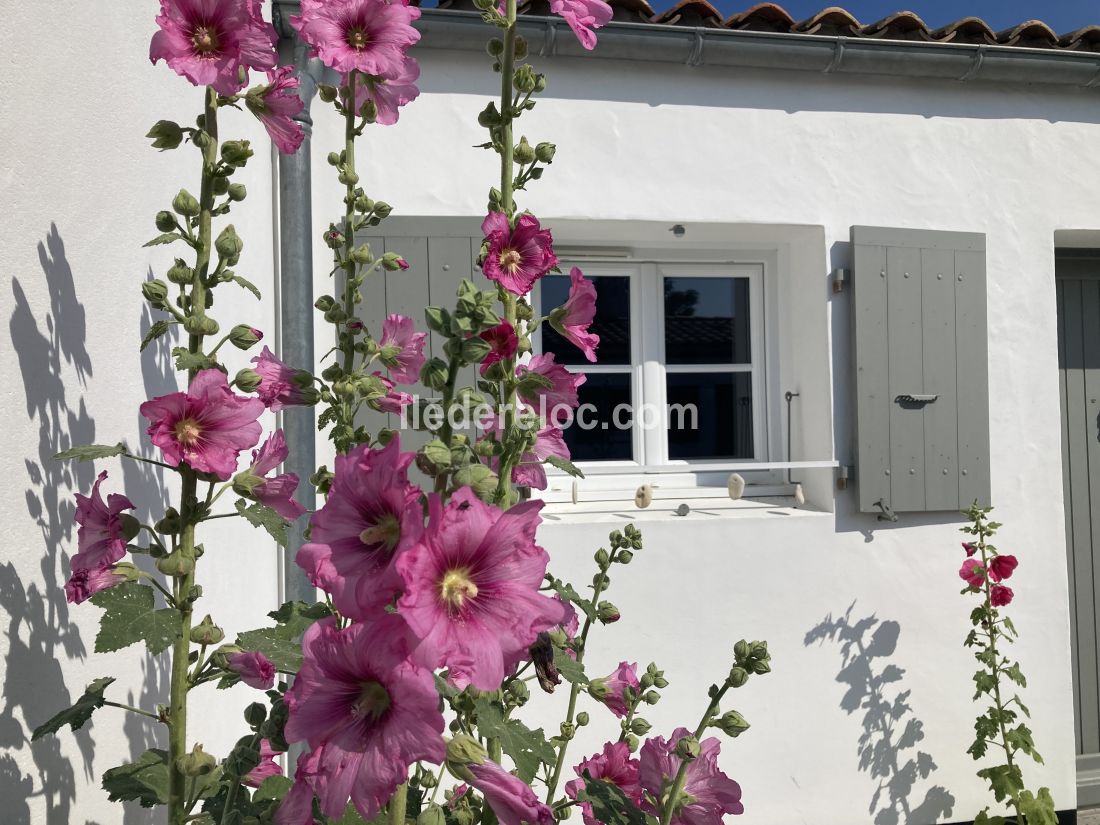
710 709 751 738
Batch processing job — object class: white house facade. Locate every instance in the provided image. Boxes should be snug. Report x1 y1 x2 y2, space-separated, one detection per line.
4 1 1100 823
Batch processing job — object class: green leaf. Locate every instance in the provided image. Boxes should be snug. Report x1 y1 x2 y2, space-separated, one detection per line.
473 697 556 783
235 499 289 546
141 320 176 352
972 670 997 698
231 274 262 300
334 803 386 825
977 763 1024 803
973 809 1005 825
172 347 217 372
143 232 184 247
547 579 596 624
253 775 293 802
103 749 171 807
577 775 651 825
1004 662 1027 688
544 454 585 479
92 582 181 654
267 600 333 636
1005 724 1043 763
53 442 128 462
553 646 587 686
235 628 303 672
31 677 116 740
1017 787 1058 825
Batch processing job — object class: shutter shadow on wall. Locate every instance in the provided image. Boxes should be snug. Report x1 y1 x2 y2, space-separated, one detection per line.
851 226 990 514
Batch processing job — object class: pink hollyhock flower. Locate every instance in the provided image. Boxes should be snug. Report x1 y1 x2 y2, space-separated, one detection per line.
347 58 420 125
449 784 470 808
989 554 1018 582
639 729 744 825
478 322 519 376
512 424 571 490
247 67 305 154
372 373 413 414
590 662 640 718
140 368 265 480
379 314 428 384
290 0 421 77
228 650 276 690
396 488 571 690
283 616 445 821
991 585 1015 607
252 347 314 411
72 471 135 571
565 742 643 825
551 0 612 50
466 760 555 825
296 436 423 619
962 541 978 557
245 431 307 520
244 739 282 788
549 267 600 363
517 353 586 421
959 558 986 589
275 743 327 825
65 563 124 605
150 0 278 95
481 212 558 295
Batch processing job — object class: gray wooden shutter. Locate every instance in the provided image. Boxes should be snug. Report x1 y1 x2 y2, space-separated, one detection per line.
851 226 990 514
354 218 487 447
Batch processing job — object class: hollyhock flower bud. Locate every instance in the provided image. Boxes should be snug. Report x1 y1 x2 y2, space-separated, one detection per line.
421 358 450 392
396 489 571 690
176 744 217 777
446 735 489 776
535 142 557 163
989 554 1018 582
229 324 264 350
590 662 640 718
167 258 192 284
639 729 743 824
419 806 447 825
513 137 536 165
228 651 276 690
155 210 178 232
549 267 600 363
227 183 247 202
324 224 345 249
596 601 620 624
551 0 613 51
466 759 556 825
991 585 1015 607
244 739 282 788
378 315 428 384
190 615 225 646
252 347 316 411
959 558 986 589
481 212 558 296
156 550 195 578
147 120 184 151
221 140 254 167
172 189 200 217
381 252 409 271
513 64 538 94
374 201 393 219
150 0 278 95
234 368 263 393
141 369 264 479
246 67 306 155
290 0 422 77
142 279 170 306
65 563 125 605
712 710 751 738
213 175 230 196
729 666 750 688
215 225 245 259
319 84 339 103
962 541 978 557
565 742 643 825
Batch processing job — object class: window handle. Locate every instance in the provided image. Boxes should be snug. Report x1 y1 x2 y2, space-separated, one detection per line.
894 393 938 405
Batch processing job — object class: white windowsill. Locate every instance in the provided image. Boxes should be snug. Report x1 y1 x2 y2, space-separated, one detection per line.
538 495 829 524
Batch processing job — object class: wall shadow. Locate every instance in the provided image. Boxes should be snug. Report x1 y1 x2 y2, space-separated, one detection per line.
805 602 955 825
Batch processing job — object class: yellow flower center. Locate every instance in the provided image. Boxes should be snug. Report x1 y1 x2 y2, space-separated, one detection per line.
499 248 522 273
346 26 370 50
359 513 401 552
191 25 220 55
439 568 478 612
352 680 390 721
174 417 203 446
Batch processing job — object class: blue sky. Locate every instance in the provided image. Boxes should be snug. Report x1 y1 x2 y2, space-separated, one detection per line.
706 0 1099 33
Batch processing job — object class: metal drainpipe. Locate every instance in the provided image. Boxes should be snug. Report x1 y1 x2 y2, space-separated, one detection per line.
274 6 321 605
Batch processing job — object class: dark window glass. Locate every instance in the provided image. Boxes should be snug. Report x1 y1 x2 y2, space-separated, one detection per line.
541 275 631 366
666 372 753 459
663 277 750 365
561 373 633 462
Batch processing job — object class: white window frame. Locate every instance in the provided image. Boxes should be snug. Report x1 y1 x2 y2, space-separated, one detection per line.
535 259 774 477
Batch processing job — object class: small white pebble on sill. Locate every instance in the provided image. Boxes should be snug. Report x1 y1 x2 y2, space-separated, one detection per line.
634 484 653 509
794 483 805 506
727 473 745 501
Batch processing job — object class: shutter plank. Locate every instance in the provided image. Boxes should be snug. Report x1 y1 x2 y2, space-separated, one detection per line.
886 244 925 511
854 241 891 513
920 247 959 510
955 248 991 506
1081 278 1100 756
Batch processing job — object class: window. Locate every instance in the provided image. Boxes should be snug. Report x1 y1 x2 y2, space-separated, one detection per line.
536 262 768 469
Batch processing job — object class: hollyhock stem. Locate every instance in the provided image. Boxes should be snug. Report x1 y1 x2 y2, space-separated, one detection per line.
388 782 408 825
189 86 219 366
658 682 732 825
494 0 520 508
340 72 360 447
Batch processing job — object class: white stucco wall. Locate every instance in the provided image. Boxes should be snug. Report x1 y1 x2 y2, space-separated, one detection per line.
1 5 284 824
307 48 1097 822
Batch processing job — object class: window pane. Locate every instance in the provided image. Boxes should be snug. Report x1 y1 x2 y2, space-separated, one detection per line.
664 277 750 365
542 274 631 365
562 373 633 461
666 372 753 459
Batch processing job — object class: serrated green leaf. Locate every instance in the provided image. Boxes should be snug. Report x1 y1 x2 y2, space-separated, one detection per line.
235 499 289 546
141 319 177 352
547 580 596 623
31 677 116 740
143 232 185 247
1017 787 1058 825
231 275 261 300
972 670 996 698
473 697 555 783
977 763 1024 803
53 442 128 462
553 646 587 686
235 628 303 672
253 775 293 802
172 347 217 372
544 454 585 479
91 582 181 654
1004 662 1027 688
577 775 651 825
267 600 333 638
103 749 171 807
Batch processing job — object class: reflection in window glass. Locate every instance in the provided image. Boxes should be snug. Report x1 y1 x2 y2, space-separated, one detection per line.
562 373 633 462
663 277 750 365
542 275 631 366
666 372 753 459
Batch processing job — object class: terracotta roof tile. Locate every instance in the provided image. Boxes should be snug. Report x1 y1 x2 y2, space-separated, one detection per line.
929 16 998 46
651 0 724 27
724 3 795 32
